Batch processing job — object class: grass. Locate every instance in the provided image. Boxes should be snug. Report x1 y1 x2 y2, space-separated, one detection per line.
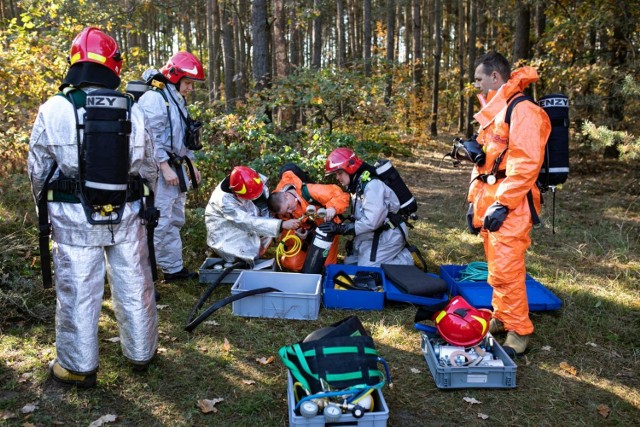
1 136 639 426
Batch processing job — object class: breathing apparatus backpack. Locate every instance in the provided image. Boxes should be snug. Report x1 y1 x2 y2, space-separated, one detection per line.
505 93 570 191
61 87 134 224
505 93 569 232
373 159 418 221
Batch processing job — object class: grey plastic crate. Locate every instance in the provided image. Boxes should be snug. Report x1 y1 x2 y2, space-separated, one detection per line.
199 258 274 285
231 271 321 320
420 332 517 389
287 372 389 427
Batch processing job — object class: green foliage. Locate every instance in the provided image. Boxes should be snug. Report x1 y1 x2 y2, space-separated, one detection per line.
581 120 640 160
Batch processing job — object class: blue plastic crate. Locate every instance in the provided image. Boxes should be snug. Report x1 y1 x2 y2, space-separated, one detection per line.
439 264 562 311
385 273 449 307
323 264 385 310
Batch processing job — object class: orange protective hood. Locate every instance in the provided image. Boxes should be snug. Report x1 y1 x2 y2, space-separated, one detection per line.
474 66 540 129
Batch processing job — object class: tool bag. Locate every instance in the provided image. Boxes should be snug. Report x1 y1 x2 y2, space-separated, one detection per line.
278 316 386 395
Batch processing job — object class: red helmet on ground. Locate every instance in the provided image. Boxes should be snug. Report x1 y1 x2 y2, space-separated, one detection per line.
69 27 122 76
433 296 492 347
230 166 264 200
161 52 205 84
325 147 363 175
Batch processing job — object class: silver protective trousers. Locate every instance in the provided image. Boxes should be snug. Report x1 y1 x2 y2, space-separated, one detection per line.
53 238 158 374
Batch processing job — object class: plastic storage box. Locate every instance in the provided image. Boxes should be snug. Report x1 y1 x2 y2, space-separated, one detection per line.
199 257 274 285
287 372 389 427
439 264 562 311
385 272 449 307
417 327 517 389
231 271 321 320
323 264 386 310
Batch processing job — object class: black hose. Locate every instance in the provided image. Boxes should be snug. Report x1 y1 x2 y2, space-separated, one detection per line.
185 260 246 330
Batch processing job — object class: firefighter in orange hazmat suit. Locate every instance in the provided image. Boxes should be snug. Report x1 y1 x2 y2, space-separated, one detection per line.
468 52 551 355
268 170 350 271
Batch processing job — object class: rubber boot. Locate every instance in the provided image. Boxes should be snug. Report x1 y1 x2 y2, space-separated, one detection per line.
50 360 97 388
502 331 530 357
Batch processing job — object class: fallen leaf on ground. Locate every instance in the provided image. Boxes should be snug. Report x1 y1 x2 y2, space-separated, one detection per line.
18 372 33 382
559 361 577 376
463 397 481 405
410 367 421 374
20 403 38 414
197 398 224 413
223 338 232 352
585 342 598 347
23 423 36 427
156 304 169 310
88 414 117 427
256 356 275 365
203 320 220 326
478 413 489 419
242 379 256 385
597 404 610 418
1 411 16 420
104 337 120 343
541 345 551 351
157 347 167 354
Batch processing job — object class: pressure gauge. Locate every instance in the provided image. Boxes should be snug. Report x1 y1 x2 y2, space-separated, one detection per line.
300 401 318 418
323 404 342 422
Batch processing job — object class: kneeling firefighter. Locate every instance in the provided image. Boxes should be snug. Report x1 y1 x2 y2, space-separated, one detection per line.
267 168 350 273
28 27 159 387
320 148 413 267
204 166 301 266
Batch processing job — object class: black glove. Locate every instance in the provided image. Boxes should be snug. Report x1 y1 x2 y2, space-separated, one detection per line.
483 202 509 232
318 221 355 236
466 203 480 235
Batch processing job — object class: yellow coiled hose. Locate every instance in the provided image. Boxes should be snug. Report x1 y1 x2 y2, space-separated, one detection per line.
276 232 302 270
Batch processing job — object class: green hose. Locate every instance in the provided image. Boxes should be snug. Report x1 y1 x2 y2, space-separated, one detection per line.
459 261 489 281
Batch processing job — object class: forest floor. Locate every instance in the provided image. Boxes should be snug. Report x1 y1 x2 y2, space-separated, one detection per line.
1 135 639 426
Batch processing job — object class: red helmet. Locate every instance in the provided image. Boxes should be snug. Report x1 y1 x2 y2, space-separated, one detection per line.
230 166 264 200
68 27 122 76
161 52 205 84
433 296 492 347
325 148 363 175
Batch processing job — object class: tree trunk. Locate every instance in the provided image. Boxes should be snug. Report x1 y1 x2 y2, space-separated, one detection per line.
430 0 442 136
252 0 270 92
273 0 292 128
404 3 411 63
206 0 216 103
384 0 396 106
312 0 322 69
604 4 629 159
534 0 546 58
363 0 372 76
513 0 530 62
336 0 346 68
290 0 301 68
457 0 465 132
221 3 236 112
235 0 248 102
465 0 477 137
412 0 422 89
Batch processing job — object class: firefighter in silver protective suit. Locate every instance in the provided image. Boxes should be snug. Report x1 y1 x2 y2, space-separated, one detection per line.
28 27 158 387
320 148 414 267
138 52 205 282
205 166 301 266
